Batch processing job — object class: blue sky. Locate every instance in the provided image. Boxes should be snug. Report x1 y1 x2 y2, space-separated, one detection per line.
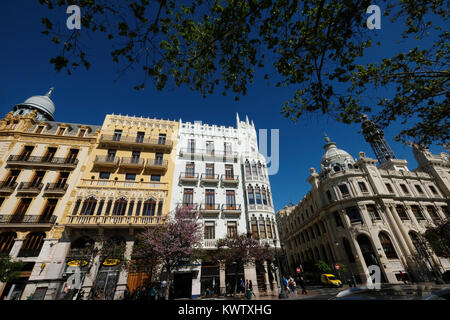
0 1 446 212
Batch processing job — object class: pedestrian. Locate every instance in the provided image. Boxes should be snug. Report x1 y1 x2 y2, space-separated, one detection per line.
77 289 85 300
298 275 307 295
282 276 289 293
249 280 256 297
124 285 130 300
399 271 407 284
289 277 297 294
239 278 245 295
150 286 156 300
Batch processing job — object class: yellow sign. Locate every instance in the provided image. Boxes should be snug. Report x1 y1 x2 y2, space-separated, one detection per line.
103 259 120 266
67 260 88 267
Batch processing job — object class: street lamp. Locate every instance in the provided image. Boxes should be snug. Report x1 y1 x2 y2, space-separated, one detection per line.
274 239 288 299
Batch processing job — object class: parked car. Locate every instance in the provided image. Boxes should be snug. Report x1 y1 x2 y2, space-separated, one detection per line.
321 274 343 287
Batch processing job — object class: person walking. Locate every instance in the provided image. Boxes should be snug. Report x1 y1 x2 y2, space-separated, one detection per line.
249 280 256 298
150 286 156 300
298 275 307 295
282 276 289 293
239 278 245 296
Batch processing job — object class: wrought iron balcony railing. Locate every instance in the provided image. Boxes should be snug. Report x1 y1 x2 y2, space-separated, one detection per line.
0 214 57 224
7 155 78 168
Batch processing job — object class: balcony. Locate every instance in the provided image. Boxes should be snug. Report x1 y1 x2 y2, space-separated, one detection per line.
221 204 242 215
221 175 239 185
179 173 199 183
0 181 17 195
119 157 145 170
93 155 120 169
179 148 238 163
80 178 168 190
200 173 220 184
0 214 57 227
203 239 218 249
175 203 199 211
16 182 44 196
43 183 69 197
199 204 221 214
144 158 168 172
65 214 167 227
99 134 173 152
248 204 273 213
7 155 78 170
244 174 268 183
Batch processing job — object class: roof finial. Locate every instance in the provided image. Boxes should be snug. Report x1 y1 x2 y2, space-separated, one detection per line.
324 132 330 143
46 87 54 98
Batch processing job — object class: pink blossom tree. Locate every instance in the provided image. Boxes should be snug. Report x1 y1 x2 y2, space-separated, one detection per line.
215 233 275 296
135 208 203 299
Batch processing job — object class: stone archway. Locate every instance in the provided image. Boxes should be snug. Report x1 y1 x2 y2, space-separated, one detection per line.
356 234 386 283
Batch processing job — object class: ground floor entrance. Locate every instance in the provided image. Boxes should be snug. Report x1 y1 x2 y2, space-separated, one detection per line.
173 272 192 299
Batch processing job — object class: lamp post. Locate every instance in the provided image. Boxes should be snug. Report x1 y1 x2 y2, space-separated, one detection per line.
274 239 288 299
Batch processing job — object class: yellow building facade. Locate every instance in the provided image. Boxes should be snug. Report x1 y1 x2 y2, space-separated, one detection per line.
60 114 179 300
0 89 100 300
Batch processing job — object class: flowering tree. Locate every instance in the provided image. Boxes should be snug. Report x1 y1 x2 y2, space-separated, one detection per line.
135 208 203 299
216 234 274 296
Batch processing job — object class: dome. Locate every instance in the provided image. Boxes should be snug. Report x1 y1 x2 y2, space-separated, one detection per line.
14 88 55 120
320 134 355 173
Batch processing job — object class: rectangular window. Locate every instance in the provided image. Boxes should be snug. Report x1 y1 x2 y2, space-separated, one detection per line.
248 190 255 205
183 189 194 206
267 222 273 239
131 151 141 163
125 173 136 181
338 184 350 196
185 162 195 177
66 149 79 164
158 133 166 145
136 131 145 143
226 190 236 209
14 198 32 219
151 175 161 182
411 205 425 221
227 221 237 238
358 182 368 193
415 185 424 194
441 206 449 218
224 142 232 154
5 170 21 186
251 219 259 239
43 147 57 162
31 171 45 186
386 183 394 193
426 206 440 221
41 199 58 221
400 184 409 194
206 141 214 154
107 149 116 161
188 139 195 153
99 172 110 180
20 146 34 160
113 129 122 141
205 163 214 178
78 129 86 137
345 206 362 223
429 185 438 195
204 221 215 240
395 206 409 220
366 204 381 220
225 165 234 179
56 127 65 136
35 126 45 134
155 153 163 165
205 189 215 208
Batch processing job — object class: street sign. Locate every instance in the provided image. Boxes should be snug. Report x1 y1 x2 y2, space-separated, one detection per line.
296 268 301 273
335 264 340 270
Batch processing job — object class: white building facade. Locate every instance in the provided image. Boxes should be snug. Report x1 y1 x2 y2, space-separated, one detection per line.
169 114 279 298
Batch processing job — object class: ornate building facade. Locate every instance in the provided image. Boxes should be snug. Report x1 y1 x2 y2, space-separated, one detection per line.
277 132 450 285
0 89 99 300
169 114 279 298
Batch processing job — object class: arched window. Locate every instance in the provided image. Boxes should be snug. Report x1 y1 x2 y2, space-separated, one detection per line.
80 197 97 215
255 186 262 204
245 160 251 177
142 199 157 216
247 185 255 205
379 232 398 259
257 162 262 177
0 232 16 255
261 187 268 205
18 232 45 257
334 165 341 172
251 161 257 176
112 198 128 216
259 218 266 239
251 217 259 239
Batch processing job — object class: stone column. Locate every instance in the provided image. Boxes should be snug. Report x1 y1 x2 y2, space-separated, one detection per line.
114 240 134 300
263 261 271 295
219 261 226 296
244 261 259 297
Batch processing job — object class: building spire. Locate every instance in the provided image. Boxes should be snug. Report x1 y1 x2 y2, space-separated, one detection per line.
324 132 330 143
361 114 396 165
46 87 54 98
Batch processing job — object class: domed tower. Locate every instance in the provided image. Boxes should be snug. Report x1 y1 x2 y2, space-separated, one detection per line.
320 133 355 176
361 114 395 166
12 88 56 121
